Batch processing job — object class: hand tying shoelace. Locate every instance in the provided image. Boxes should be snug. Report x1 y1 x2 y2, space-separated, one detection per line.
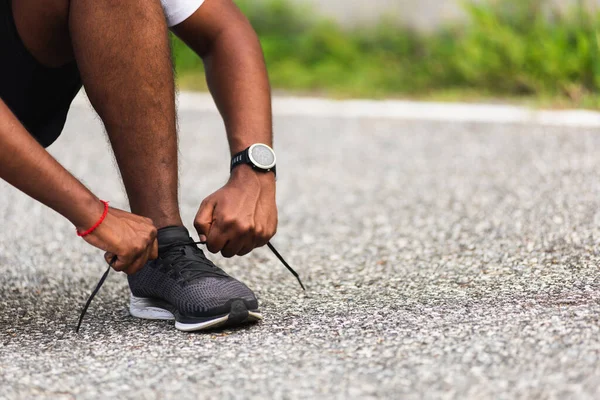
75 241 304 332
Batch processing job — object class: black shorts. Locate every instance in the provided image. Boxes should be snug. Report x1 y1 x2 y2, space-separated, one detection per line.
0 0 82 147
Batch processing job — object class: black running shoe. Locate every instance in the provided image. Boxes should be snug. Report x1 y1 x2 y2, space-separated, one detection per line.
128 226 262 331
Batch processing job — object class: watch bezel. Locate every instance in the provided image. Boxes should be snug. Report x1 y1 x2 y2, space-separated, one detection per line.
248 143 277 170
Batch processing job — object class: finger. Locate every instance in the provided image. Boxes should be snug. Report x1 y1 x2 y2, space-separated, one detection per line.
206 224 228 254
142 240 156 267
138 225 158 261
253 227 270 248
122 243 151 275
220 218 259 257
104 252 117 265
235 231 257 256
253 228 272 249
195 198 216 242
111 257 131 272
222 237 245 258
110 249 138 272
149 238 158 260
237 243 255 257
126 252 149 275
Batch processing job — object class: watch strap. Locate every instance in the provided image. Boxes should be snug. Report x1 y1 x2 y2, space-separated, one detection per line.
230 147 277 176
230 148 251 172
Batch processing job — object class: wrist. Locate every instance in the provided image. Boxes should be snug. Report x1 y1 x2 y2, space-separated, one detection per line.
230 143 276 178
230 163 276 185
72 195 106 232
229 139 273 157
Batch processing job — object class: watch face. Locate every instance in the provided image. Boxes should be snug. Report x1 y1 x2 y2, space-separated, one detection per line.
249 144 276 169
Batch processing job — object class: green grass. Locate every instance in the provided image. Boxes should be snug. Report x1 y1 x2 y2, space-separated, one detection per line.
172 0 600 108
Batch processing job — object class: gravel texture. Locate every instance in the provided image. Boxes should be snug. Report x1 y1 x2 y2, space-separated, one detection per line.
1 102 600 399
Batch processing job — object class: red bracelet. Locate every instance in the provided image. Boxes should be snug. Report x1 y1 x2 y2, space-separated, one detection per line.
77 200 109 237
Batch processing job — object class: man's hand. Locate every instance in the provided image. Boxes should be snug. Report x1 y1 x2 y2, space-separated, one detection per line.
195 165 277 258
80 206 158 275
173 0 277 256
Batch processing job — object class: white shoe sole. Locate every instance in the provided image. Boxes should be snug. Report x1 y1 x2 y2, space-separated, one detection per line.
129 294 262 332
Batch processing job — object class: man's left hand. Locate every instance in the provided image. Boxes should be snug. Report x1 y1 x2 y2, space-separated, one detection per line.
194 165 277 258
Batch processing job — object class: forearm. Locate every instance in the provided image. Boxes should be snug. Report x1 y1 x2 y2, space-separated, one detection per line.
204 25 272 155
0 99 103 229
171 0 273 156
172 2 277 193
173 1 278 255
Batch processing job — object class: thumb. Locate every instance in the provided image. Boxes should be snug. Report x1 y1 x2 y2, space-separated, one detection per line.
195 198 216 242
105 252 128 272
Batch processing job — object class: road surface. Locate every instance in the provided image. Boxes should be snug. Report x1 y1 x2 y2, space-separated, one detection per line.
1 96 600 399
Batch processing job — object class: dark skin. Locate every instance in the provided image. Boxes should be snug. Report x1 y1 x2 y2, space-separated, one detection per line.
5 0 277 271
174 2 277 256
0 100 158 274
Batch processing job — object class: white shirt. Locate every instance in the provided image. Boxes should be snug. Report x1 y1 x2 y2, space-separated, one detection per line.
161 0 205 27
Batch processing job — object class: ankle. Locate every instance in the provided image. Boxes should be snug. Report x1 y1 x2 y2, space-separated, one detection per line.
136 214 183 230
152 219 184 230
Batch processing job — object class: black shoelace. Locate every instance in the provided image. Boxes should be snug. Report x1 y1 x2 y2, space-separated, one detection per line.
75 241 304 332
158 241 226 281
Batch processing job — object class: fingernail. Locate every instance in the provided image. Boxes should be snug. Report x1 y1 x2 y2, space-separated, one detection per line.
199 235 207 242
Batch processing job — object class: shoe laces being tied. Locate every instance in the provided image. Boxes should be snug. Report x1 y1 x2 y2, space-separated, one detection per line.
75 240 305 332
158 240 227 282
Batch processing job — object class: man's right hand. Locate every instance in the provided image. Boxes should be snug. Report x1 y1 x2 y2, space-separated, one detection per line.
79 207 158 275
0 100 156 274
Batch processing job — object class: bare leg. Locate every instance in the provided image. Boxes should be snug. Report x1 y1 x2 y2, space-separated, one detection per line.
68 0 183 229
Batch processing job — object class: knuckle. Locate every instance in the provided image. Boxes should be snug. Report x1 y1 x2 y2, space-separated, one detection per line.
255 226 265 238
235 221 254 233
223 217 236 228
238 224 251 234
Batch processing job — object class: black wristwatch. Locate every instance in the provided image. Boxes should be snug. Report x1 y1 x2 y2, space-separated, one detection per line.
230 143 277 176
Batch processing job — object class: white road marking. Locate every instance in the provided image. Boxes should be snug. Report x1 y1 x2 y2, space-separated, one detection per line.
74 91 600 128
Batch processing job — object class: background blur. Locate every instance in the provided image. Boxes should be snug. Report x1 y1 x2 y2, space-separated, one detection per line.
172 0 600 109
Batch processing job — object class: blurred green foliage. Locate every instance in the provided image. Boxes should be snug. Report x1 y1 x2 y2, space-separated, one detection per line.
172 0 600 107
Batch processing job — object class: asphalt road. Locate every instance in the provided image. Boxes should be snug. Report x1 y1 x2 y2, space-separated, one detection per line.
2 99 600 399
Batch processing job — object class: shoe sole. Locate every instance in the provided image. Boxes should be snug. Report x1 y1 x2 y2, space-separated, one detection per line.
129 294 262 332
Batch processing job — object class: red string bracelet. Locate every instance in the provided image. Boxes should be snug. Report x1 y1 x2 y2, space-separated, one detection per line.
76 200 109 237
